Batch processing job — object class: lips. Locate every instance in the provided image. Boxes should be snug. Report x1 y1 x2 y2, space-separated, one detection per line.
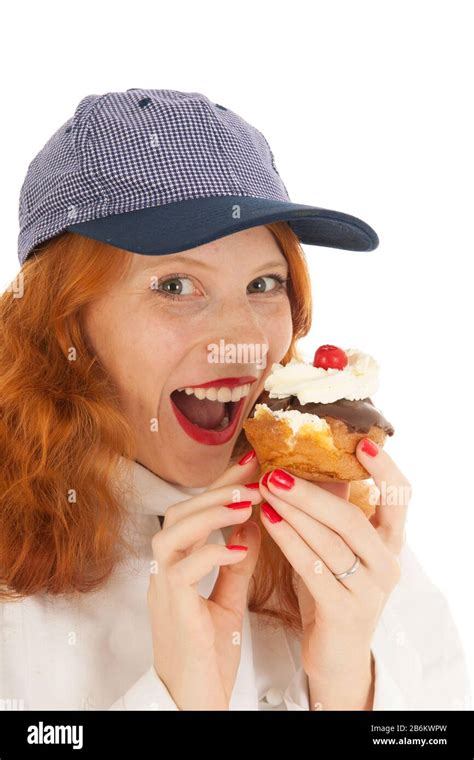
169 376 256 445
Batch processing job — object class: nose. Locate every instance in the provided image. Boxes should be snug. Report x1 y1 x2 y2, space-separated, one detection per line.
205 296 269 366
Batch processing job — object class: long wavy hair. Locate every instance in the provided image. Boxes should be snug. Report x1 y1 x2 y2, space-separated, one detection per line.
0 221 312 633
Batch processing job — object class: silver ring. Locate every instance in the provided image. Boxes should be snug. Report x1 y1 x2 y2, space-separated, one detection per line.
333 555 360 581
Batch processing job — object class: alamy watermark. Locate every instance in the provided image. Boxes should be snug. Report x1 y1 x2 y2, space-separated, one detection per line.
207 339 268 370
6 272 24 299
367 482 411 507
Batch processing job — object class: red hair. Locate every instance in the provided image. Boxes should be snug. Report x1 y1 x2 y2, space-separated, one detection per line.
0 222 312 633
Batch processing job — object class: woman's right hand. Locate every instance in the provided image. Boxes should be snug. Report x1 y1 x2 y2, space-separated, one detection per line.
147 453 262 710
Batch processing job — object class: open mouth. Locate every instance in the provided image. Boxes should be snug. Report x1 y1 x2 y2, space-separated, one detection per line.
169 379 254 445
170 389 240 431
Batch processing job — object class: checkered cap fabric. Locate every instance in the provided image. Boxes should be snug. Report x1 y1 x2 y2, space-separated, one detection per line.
18 88 293 264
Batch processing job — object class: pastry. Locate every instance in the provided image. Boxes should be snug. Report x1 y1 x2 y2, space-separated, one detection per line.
348 479 379 519
243 344 394 482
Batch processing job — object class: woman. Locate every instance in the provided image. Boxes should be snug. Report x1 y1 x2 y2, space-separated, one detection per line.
0 88 470 711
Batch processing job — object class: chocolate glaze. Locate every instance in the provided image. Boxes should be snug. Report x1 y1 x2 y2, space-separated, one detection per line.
258 390 395 436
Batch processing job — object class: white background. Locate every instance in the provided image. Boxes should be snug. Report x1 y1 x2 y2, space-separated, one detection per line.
2 0 473 694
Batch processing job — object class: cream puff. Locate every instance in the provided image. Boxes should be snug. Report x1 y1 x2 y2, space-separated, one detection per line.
243 344 394 482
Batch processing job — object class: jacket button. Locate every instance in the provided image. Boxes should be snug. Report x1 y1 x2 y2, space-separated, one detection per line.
263 687 284 707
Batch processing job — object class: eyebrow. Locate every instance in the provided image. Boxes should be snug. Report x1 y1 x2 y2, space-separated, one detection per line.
142 255 288 273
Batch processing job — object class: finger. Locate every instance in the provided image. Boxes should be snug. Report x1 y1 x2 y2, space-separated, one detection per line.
161 449 260 529
153 501 254 565
163 482 262 529
259 501 347 605
167 541 250 588
355 439 411 553
260 469 392 577
159 539 254 624
259 489 370 593
209 519 261 611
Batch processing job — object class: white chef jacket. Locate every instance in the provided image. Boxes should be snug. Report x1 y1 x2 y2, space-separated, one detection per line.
0 456 471 711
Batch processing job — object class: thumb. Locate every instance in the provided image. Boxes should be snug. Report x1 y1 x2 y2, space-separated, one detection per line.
208 519 261 612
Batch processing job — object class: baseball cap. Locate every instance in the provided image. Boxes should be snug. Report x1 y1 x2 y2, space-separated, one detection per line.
17 88 379 265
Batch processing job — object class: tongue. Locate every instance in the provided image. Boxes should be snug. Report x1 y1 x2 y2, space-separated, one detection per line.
172 391 227 429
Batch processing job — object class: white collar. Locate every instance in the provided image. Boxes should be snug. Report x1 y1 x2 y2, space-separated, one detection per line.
113 455 207 516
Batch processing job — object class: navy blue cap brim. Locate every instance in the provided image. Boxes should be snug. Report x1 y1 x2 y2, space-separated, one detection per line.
65 195 379 255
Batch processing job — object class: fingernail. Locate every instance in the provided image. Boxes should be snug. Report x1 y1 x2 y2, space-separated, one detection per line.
244 482 260 489
261 471 271 486
361 438 379 457
238 449 256 465
269 469 294 490
225 500 252 509
261 501 283 523
227 544 248 551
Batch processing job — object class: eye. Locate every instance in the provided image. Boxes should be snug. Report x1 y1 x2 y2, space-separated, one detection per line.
247 274 288 294
150 274 198 299
149 272 288 301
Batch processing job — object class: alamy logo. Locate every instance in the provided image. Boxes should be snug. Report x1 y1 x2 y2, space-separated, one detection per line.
27 721 83 750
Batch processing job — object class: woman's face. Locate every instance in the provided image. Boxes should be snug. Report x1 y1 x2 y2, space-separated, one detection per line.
83 225 293 486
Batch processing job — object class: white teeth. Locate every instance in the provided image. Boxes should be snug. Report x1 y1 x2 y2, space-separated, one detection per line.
232 383 251 401
216 387 232 403
176 383 251 402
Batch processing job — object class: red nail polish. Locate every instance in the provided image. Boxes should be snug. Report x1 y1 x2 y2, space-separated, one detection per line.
261 501 283 523
227 544 248 551
261 471 271 486
361 438 379 457
238 449 256 465
244 482 260 489
225 500 252 509
269 469 294 490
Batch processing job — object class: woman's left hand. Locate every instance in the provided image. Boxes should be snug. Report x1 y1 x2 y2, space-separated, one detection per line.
258 437 411 710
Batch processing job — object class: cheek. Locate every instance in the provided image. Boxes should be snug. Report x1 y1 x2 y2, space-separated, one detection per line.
112 319 176 393
84 301 173 393
264 299 293 360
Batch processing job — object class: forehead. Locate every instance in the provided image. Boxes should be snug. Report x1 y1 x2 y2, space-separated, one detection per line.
129 225 286 274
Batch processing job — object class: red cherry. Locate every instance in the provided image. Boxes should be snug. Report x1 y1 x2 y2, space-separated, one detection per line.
313 344 348 370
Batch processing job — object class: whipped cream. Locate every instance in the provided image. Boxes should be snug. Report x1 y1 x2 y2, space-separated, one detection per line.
263 348 379 405
254 403 330 434
253 403 332 448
